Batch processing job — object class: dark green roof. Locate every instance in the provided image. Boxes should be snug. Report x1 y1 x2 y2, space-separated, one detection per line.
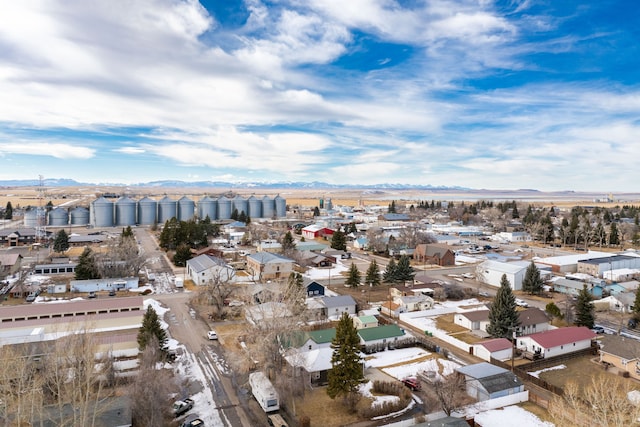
357 324 404 342
308 328 336 344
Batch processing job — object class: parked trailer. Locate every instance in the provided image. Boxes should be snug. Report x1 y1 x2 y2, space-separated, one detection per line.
249 371 280 413
175 277 184 288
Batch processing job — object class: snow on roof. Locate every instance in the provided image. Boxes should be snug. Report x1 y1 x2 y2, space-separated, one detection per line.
480 259 527 274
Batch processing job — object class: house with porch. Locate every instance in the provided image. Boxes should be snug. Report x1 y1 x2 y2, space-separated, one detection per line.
186 254 236 285
358 324 407 350
414 243 456 267
598 334 640 381
516 326 595 359
393 294 434 312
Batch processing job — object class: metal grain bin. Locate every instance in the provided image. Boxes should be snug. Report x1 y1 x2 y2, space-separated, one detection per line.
177 196 195 221
217 196 232 220
233 196 248 218
247 195 262 219
137 196 157 225
262 196 275 219
48 207 69 226
23 207 46 227
115 196 137 226
157 196 177 223
274 195 286 218
91 197 114 227
70 207 90 226
198 196 217 220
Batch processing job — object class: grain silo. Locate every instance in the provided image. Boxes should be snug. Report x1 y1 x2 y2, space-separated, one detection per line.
177 196 195 221
247 195 262 219
233 195 248 217
262 196 275 219
137 196 157 225
48 207 69 226
70 207 90 226
24 207 46 227
157 196 177 223
274 195 286 218
91 197 114 227
217 196 232 220
115 196 137 226
198 196 217 220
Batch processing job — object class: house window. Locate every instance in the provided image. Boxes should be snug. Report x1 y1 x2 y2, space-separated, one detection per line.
561 346 563 349
308 345 312 350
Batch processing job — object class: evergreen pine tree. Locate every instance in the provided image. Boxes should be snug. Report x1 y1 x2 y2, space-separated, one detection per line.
4 201 12 220
383 258 397 283
330 229 347 251
121 226 134 238
632 286 640 320
327 313 364 400
137 306 168 356
365 259 381 287
53 229 70 253
345 263 361 287
395 255 415 284
486 274 520 339
574 284 595 328
173 244 193 267
609 222 620 246
75 247 100 280
281 231 296 253
313 206 320 216
522 261 544 295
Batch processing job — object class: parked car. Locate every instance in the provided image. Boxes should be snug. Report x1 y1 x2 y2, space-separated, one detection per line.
591 325 605 334
108 289 116 297
173 398 194 417
88 291 97 299
628 318 638 329
180 419 204 427
478 291 490 297
401 377 421 391
515 298 529 308
207 330 218 340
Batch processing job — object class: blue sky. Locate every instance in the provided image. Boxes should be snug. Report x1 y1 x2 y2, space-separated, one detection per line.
0 0 639 191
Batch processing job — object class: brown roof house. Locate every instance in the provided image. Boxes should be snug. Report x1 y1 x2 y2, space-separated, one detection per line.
0 253 22 278
414 243 455 267
515 307 551 336
598 334 640 380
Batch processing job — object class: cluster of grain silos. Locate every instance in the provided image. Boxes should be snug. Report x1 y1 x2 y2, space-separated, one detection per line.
77 194 286 227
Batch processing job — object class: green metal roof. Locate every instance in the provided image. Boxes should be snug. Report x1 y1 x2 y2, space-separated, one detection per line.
357 324 404 342
357 315 378 324
307 328 336 344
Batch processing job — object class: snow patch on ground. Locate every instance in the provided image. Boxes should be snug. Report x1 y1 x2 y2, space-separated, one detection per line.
473 405 554 427
529 364 566 378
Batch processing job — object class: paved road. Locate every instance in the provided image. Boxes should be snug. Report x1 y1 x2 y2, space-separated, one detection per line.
155 293 256 427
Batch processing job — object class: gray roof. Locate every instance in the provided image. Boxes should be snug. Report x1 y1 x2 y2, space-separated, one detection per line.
248 252 293 264
321 295 356 308
477 372 523 393
186 254 229 273
579 255 634 265
456 362 509 379
599 334 640 360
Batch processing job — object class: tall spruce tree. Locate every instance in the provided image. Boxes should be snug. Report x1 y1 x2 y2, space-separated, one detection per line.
486 274 520 339
522 261 544 295
75 247 100 280
345 263 361 288
365 259 381 287
327 312 364 400
4 201 12 220
382 258 397 283
330 229 347 251
395 255 415 284
281 231 296 254
53 229 70 253
137 305 168 356
632 286 640 321
574 284 595 328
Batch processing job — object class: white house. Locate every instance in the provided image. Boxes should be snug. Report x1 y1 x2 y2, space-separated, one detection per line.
477 260 527 291
357 324 407 349
393 294 434 312
320 295 357 319
246 252 294 281
516 307 551 336
473 338 513 362
353 315 378 330
186 254 236 285
516 326 595 359
454 310 489 331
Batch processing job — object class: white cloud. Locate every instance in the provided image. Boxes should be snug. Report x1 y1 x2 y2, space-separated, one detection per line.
0 142 95 159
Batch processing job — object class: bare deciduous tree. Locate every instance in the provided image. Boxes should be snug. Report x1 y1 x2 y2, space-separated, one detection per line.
198 269 238 319
429 373 473 416
97 235 148 278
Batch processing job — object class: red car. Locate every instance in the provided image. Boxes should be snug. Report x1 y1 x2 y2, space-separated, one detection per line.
401 377 421 391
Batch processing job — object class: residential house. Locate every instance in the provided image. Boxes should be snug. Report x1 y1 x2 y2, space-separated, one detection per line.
186 254 236 285
281 328 336 385
358 324 407 350
414 244 456 267
393 294 434 312
353 236 368 250
516 326 596 359
246 252 294 281
353 315 378 330
598 334 640 381
320 295 357 319
473 338 513 362
456 362 524 401
454 310 490 332
380 300 403 318
477 260 527 291
305 281 325 297
257 240 282 253
516 307 551 336
245 302 292 326
298 251 333 268
295 241 328 252
597 292 635 313
552 278 596 297
0 253 22 278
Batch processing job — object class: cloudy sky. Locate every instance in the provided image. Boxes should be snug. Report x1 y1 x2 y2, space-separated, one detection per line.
0 0 638 191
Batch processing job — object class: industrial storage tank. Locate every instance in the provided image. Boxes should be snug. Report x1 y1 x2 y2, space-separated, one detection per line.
274 195 286 218
91 197 114 227
48 207 69 226
262 196 275 219
70 207 90 226
137 196 157 225
247 195 262 219
233 196 248 217
198 196 217 220
157 196 177 223
217 196 232 220
177 196 195 221
115 196 137 226
23 207 46 227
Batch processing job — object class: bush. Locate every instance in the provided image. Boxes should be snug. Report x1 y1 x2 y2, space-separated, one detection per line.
359 381 412 418
298 415 311 427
